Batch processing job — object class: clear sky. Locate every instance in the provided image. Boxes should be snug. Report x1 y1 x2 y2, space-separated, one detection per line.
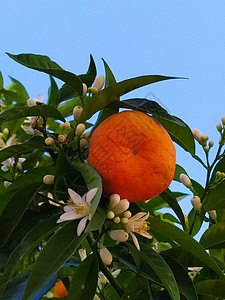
1 1 225 229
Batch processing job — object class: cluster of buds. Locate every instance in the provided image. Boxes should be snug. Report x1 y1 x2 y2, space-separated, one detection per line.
216 116 225 145
209 171 225 189
59 122 71 131
106 194 130 224
192 128 213 153
88 76 105 95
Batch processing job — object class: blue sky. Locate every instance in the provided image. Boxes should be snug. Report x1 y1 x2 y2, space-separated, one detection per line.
1 1 225 225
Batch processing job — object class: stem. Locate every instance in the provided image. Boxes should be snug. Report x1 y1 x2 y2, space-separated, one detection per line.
86 233 126 299
192 154 208 169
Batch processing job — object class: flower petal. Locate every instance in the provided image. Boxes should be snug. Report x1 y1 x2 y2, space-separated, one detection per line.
83 188 98 205
68 188 83 205
57 211 83 223
113 199 130 215
138 232 153 240
130 232 140 251
77 216 88 236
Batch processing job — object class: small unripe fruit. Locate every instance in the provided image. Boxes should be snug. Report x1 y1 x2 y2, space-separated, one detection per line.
73 106 83 121
100 247 112 265
122 210 132 218
80 138 87 149
27 98 37 107
222 116 225 125
180 173 192 188
75 123 86 136
109 230 129 242
93 76 105 91
43 175 55 184
45 137 54 146
107 211 115 219
216 123 222 131
58 134 67 144
113 216 121 224
82 83 88 96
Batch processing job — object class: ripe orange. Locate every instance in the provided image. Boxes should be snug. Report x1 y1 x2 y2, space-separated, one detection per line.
88 110 176 202
54 280 68 298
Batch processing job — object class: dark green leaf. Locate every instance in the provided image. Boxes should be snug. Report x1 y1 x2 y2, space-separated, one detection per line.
154 115 195 155
205 181 225 211
173 164 188 181
48 76 58 106
8 76 29 102
200 222 225 249
58 97 83 118
0 72 3 89
102 58 117 88
68 253 98 300
0 215 60 298
22 221 86 300
78 54 97 87
149 215 224 279
195 279 225 298
160 189 187 230
7 53 83 96
129 244 180 300
0 104 65 125
0 89 21 105
0 136 45 164
79 75 178 122
0 182 42 248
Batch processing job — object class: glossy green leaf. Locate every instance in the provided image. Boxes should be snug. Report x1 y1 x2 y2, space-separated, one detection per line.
7 53 83 96
0 89 21 105
0 215 60 298
200 222 225 249
7 77 29 102
78 54 97 87
205 181 225 211
129 244 180 300
68 253 98 300
195 280 225 298
0 136 45 164
160 189 186 230
79 75 178 122
47 76 58 106
154 115 195 155
0 104 65 125
22 221 86 300
102 58 117 88
0 182 42 248
58 97 82 118
149 215 224 279
162 255 198 300
173 164 188 181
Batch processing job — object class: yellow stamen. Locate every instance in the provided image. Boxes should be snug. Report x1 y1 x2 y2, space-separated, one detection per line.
68 199 74 205
74 205 85 214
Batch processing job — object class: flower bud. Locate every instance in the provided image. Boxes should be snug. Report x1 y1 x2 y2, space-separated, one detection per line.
80 138 87 149
123 210 132 218
59 122 71 130
75 123 86 136
109 230 129 242
222 116 225 125
27 98 37 107
93 76 105 91
3 128 9 135
100 247 113 265
209 141 214 148
191 196 202 211
93 295 100 300
109 194 120 209
180 173 192 188
58 134 67 144
91 87 98 94
201 136 209 143
82 83 88 96
113 216 121 224
192 129 203 143
216 171 222 177
113 199 130 215
73 106 83 121
81 131 91 139
121 217 129 225
216 123 222 131
204 146 209 152
107 211 115 219
43 175 55 185
208 210 217 220
78 248 87 261
45 137 54 146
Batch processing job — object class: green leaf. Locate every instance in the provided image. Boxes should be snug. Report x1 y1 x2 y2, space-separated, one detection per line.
0 104 65 125
149 215 224 279
22 221 86 300
78 54 97 87
102 59 117 88
160 189 187 230
7 53 83 96
173 164 188 181
205 181 225 211
162 254 198 300
200 222 225 249
7 77 29 103
58 97 83 118
0 72 3 89
79 75 178 122
195 280 225 298
129 244 180 300
0 215 60 298
47 76 58 106
154 115 195 155
0 182 42 248
68 253 98 300
0 136 45 164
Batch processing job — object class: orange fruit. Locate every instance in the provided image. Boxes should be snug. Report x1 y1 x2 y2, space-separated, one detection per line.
88 110 176 202
54 280 68 298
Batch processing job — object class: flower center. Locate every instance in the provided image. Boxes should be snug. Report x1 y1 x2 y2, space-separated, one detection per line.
74 205 85 214
68 199 74 205
142 221 150 231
